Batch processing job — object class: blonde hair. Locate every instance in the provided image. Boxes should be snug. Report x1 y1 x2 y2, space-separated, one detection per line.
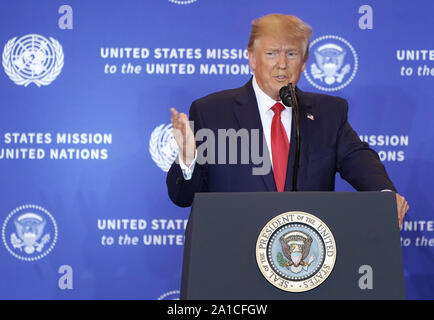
247 14 313 62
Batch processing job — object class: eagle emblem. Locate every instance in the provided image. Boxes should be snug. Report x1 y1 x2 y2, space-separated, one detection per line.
277 231 315 274
256 211 336 292
311 43 350 85
11 212 50 254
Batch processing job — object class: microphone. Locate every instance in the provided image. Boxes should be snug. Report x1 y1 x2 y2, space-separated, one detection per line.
279 85 293 108
279 83 301 192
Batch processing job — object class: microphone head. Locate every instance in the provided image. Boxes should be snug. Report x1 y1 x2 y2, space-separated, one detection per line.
279 85 293 107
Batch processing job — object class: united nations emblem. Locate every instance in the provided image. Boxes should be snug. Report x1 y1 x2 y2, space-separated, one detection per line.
149 123 179 172
2 205 58 261
2 34 64 87
256 211 336 292
304 35 358 92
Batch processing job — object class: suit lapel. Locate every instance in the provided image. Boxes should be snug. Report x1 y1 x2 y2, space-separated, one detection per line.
284 88 314 191
231 81 315 192
233 79 276 191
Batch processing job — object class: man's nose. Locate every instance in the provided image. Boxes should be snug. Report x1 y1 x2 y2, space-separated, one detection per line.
277 52 287 69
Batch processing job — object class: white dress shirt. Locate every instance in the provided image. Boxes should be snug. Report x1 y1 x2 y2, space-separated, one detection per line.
179 76 292 179
252 76 292 167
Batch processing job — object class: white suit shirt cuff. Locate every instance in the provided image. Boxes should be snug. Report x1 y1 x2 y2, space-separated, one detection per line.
178 152 197 180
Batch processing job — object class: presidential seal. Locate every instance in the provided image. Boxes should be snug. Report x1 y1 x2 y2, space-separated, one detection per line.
157 290 180 300
303 35 358 92
2 205 58 261
256 211 336 293
168 0 198 4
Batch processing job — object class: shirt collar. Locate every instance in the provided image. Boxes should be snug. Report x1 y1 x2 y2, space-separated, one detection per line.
252 76 288 115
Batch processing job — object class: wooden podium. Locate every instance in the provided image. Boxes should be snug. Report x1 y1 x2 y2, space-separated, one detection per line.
180 192 405 300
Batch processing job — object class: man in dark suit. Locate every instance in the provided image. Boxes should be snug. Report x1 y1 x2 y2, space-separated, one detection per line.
167 14 408 227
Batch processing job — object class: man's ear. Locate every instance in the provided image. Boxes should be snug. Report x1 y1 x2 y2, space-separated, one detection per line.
248 50 256 72
301 60 307 73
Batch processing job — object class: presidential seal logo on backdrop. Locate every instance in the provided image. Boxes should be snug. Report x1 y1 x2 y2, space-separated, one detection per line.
256 211 336 292
157 290 180 300
168 0 198 4
304 35 358 92
2 34 64 87
2 205 58 261
150 123 179 172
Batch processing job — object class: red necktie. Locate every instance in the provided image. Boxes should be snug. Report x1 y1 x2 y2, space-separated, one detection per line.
270 102 289 192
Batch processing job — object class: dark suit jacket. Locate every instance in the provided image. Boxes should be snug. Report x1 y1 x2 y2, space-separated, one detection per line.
167 78 396 207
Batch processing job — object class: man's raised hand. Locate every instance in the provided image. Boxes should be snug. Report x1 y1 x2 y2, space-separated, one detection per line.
170 108 196 167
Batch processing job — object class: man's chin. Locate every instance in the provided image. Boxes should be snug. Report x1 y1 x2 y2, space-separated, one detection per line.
272 85 287 99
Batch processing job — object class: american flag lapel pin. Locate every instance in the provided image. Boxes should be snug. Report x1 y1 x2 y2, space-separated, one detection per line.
307 113 314 120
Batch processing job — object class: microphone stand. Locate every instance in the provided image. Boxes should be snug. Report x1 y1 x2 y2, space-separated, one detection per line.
279 83 301 191
288 83 300 192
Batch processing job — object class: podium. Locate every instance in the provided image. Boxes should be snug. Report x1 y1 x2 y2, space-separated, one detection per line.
180 192 405 300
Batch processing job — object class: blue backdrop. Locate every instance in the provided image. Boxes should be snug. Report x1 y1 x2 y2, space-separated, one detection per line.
0 0 433 300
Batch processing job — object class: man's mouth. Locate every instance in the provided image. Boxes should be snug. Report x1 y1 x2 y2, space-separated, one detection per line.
275 75 288 81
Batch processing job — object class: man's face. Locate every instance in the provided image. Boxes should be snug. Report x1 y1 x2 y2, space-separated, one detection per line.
248 36 307 101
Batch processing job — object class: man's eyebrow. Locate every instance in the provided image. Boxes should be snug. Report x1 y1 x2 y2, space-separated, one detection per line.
264 47 300 52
